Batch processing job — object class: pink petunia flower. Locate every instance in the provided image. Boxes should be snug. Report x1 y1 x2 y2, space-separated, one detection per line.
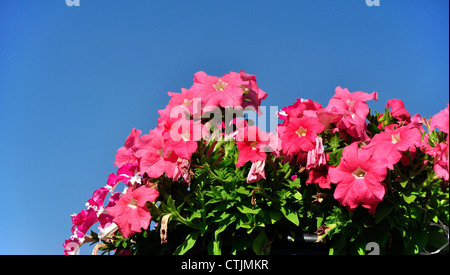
235 125 270 168
386 98 411 123
190 71 245 109
133 125 179 179
239 70 268 115
106 186 159 238
426 143 449 181
431 103 449 134
328 142 387 214
306 136 327 169
279 98 323 126
364 125 422 169
247 160 266 183
325 87 378 141
63 236 82 255
306 165 331 189
279 116 324 156
71 208 98 239
115 128 141 168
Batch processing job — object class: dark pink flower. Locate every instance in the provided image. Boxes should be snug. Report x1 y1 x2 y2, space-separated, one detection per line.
328 143 387 214
426 143 449 181
133 125 179 178
431 103 449 134
279 116 324 156
306 166 331 189
235 125 270 168
364 125 422 169
71 208 98 238
387 98 411 122
239 70 268 114
106 186 159 238
279 98 322 126
190 71 244 109
325 87 378 141
115 128 141 168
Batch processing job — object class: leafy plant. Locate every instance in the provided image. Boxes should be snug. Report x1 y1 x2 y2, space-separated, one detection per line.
64 71 449 255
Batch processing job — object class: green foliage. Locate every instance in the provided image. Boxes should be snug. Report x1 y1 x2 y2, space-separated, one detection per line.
94 108 448 255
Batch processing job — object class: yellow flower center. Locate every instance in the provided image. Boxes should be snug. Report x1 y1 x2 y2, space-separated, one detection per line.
296 126 307 137
213 79 228 91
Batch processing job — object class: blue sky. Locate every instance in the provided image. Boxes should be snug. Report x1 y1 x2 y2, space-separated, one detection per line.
0 0 448 254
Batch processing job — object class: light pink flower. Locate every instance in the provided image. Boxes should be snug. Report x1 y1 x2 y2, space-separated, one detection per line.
247 160 266 183
63 236 82 255
106 186 159 238
306 136 327 169
173 157 192 186
328 142 387 214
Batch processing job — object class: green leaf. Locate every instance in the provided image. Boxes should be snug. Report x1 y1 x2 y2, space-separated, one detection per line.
237 205 261 215
280 206 299 226
289 177 301 188
375 203 394 224
252 230 270 255
208 237 222 255
293 190 303 201
267 211 282 224
400 180 409 188
403 194 417 204
173 231 200 255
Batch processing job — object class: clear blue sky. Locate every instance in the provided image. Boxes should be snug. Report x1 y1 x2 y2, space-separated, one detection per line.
0 0 448 254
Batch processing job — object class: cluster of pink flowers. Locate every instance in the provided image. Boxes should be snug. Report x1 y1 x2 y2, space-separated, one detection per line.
64 70 449 254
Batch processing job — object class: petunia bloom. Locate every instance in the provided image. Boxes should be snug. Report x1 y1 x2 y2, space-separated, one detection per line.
115 128 141 168
235 125 270 168
328 142 387 214
386 98 411 122
133 125 179 179
431 103 449 134
71 208 98 239
325 87 378 141
426 143 449 181
239 70 268 115
279 116 324 156
247 160 266 183
106 186 159 238
364 125 422 169
63 236 82 255
306 136 327 169
190 71 245 110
